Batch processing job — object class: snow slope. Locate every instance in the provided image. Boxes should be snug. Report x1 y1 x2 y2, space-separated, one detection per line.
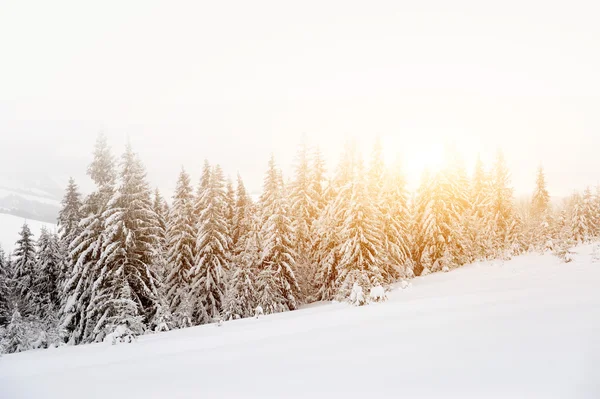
0 213 56 252
2 246 600 399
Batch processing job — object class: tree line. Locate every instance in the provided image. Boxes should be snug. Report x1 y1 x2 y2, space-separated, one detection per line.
0 134 598 353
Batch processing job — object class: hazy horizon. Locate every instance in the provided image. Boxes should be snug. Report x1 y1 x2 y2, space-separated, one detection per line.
2 0 600 198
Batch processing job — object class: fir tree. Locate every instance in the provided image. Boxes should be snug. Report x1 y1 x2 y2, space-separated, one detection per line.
165 168 196 328
223 213 260 320
490 151 517 256
289 139 318 300
91 143 162 342
335 159 385 300
57 177 83 243
259 155 300 312
531 166 550 220
12 223 37 316
190 164 231 324
0 247 10 326
381 156 412 278
231 173 253 252
150 188 173 332
34 228 63 318
61 133 117 344
569 192 589 243
1 310 28 353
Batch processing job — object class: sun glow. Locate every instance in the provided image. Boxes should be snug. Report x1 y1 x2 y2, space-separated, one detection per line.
377 131 481 190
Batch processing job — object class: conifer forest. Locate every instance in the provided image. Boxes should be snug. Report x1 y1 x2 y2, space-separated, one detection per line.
0 133 596 353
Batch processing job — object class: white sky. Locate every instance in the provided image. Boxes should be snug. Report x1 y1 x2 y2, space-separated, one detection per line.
1 0 599 197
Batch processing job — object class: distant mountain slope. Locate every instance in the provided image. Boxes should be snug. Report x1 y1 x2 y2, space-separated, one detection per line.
0 175 62 223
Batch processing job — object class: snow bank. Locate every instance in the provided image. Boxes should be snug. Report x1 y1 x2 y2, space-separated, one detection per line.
1 245 599 398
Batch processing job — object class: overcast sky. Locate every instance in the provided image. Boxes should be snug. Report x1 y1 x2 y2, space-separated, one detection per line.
1 0 600 197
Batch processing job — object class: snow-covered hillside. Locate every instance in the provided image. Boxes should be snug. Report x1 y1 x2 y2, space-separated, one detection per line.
2 246 599 399
0 213 56 251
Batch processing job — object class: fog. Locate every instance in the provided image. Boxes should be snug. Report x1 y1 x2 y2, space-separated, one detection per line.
1 0 600 197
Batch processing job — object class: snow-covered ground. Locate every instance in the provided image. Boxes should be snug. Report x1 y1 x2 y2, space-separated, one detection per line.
2 246 600 399
0 213 56 251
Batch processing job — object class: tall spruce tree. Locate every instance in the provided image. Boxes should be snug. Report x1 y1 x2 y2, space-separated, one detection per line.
58 177 83 243
381 156 412 278
0 247 10 326
259 155 300 312
490 151 517 256
289 139 318 300
531 166 550 219
91 143 162 342
34 228 63 318
313 141 357 300
165 168 196 328
190 164 231 324
223 211 260 320
335 158 385 300
61 133 117 344
12 223 37 316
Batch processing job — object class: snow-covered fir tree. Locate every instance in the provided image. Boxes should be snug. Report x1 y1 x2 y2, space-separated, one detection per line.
532 166 550 220
61 133 117 344
190 163 231 324
258 155 300 313
380 156 412 278
34 227 63 318
12 223 37 316
490 151 517 257
90 143 163 342
334 157 385 300
289 139 319 300
529 166 553 250
0 247 11 326
231 173 253 252
58 177 83 244
223 212 261 320
569 192 589 243
150 188 173 332
313 141 357 300
165 168 196 328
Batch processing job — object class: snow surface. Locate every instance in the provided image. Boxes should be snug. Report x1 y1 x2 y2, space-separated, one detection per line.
2 246 600 399
0 213 56 251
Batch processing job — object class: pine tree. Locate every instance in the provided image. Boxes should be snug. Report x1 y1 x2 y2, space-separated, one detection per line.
313 142 356 300
530 166 553 250
335 159 385 300
289 139 318 300
231 174 253 252
1 310 29 353
413 169 461 274
91 143 162 342
150 188 173 332
58 177 83 243
34 228 63 317
12 223 37 316
190 164 231 324
0 247 10 326
165 168 196 328
310 146 328 215
61 133 117 344
490 151 517 256
531 166 550 220
380 156 412 278
466 156 494 260
569 192 589 243
223 213 260 320
259 155 300 312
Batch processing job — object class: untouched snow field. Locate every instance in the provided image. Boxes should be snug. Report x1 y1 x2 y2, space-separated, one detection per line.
0 213 56 251
2 246 600 399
